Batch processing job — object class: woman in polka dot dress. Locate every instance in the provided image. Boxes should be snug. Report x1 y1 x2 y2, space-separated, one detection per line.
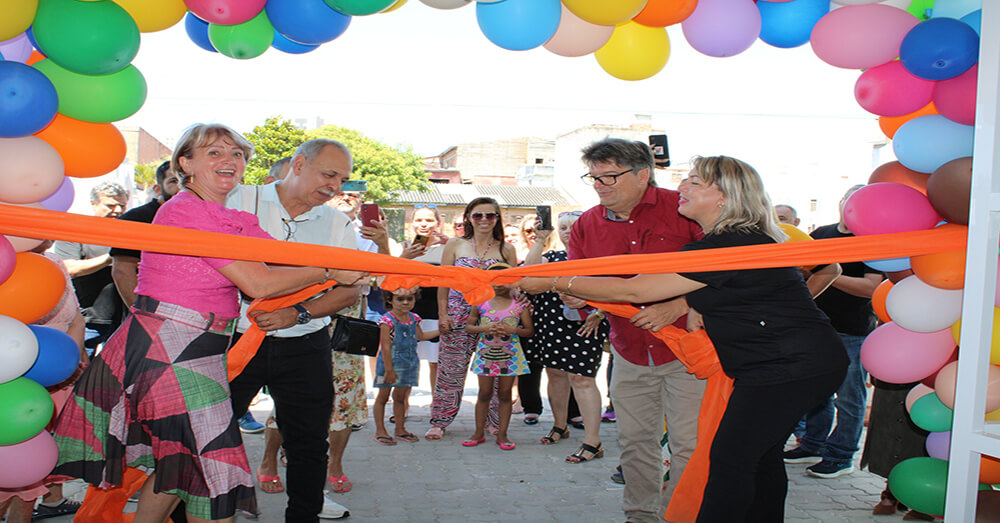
523 211 610 463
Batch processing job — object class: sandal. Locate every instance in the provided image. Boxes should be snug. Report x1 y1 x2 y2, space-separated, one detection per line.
566 442 604 463
374 435 397 445
257 473 285 494
424 426 445 440
329 474 352 493
396 432 419 443
540 426 570 445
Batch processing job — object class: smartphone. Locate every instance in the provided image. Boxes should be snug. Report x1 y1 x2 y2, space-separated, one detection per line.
413 234 430 247
360 203 380 226
535 205 553 231
649 134 670 168
342 179 368 193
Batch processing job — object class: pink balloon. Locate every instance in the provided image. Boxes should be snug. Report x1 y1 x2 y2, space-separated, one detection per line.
184 0 267 25
0 431 58 489
0 33 33 63
933 63 977 126
842 182 942 236
0 137 65 205
935 362 1000 412
925 430 951 460
855 61 936 117
543 5 614 57
906 383 935 412
861 322 957 384
681 0 761 58
810 4 919 69
0 236 14 285
39 176 74 212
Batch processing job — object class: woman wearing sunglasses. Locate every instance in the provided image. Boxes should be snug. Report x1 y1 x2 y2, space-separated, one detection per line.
425 197 518 440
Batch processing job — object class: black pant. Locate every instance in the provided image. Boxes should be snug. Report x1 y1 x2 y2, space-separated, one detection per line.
517 361 545 415
696 370 845 522
230 330 335 523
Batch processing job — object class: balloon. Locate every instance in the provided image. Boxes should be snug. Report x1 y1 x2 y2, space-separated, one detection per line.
930 0 981 19
842 182 941 236
0 316 39 385
927 156 973 225
184 12 217 53
758 0 829 49
0 33 34 63
266 0 352 45
0 237 14 285
4 235 44 254
271 30 320 54
779 223 812 243
854 60 935 117
925 430 950 460
905 383 934 412
981 455 1000 486
879 101 938 139
632 0 697 27
561 0 648 26
186 0 268 25
935 361 1000 412
961 9 981 36
864 257 911 272
324 0 396 16
933 63 977 126
0 253 65 324
543 5 614 58
888 457 950 516
893 114 974 174
872 278 892 323
595 22 670 81
861 322 957 384
951 309 1000 365
0 0 37 42
921 347 957 388
208 10 275 60
35 113 127 178
681 0 761 58
0 431 58 489
23 325 79 387
0 61 58 138
110 0 186 32
912 246 966 291
476 0 561 52
0 137 64 204
910 392 953 432
32 59 147 123
810 4 919 70
906 0 935 19
32 0 140 76
900 17 978 81
868 161 928 195
381 0 408 13
886 275 963 333
38 176 73 212
418 0 472 8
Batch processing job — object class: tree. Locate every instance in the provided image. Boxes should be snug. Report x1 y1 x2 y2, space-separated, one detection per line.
134 159 167 189
243 116 307 185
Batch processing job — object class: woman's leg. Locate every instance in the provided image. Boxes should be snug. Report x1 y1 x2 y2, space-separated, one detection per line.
569 373 603 448
429 331 475 429
546 368 571 429
428 362 438 395
134 473 182 523
496 376 516 444
471 376 494 440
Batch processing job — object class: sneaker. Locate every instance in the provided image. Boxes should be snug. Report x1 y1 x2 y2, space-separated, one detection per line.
32 498 82 520
611 465 625 484
238 412 265 434
806 460 854 478
783 446 822 464
319 494 350 520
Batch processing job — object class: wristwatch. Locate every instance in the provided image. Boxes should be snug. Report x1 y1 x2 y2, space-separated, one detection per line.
293 304 312 325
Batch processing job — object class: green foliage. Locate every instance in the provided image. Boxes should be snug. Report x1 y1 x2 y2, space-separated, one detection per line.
134 160 161 189
243 116 307 185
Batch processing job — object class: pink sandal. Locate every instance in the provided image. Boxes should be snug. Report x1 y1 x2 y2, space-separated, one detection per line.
424 426 445 440
329 474 352 493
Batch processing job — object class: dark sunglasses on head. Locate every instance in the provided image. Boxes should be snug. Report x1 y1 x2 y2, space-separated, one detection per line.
470 212 498 221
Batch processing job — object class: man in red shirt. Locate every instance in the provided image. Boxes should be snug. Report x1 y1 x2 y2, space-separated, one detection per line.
567 138 706 523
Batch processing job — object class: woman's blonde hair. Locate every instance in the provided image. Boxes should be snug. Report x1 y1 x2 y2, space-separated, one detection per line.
171 123 255 185
691 155 786 243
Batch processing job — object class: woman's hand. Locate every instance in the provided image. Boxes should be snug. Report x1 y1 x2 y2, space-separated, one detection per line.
399 242 426 260
686 308 704 332
329 270 368 286
577 312 603 338
439 315 453 334
517 277 556 295
429 231 449 246
534 219 552 243
360 220 390 250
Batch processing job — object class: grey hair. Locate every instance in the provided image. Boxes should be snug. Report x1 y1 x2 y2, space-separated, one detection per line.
171 123 254 185
89 181 127 203
268 157 292 180
774 204 797 220
691 155 786 243
581 137 657 187
292 139 352 165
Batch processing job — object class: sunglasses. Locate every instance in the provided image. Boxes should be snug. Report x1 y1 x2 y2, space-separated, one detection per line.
559 211 583 218
414 204 437 209
469 212 498 221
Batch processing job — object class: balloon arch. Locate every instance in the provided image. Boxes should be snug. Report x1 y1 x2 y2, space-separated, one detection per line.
0 0 996 520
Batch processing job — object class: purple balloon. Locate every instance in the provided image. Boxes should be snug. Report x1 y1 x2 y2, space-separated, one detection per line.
0 235 14 285
39 176 73 212
925 430 951 460
682 0 762 58
0 33 33 63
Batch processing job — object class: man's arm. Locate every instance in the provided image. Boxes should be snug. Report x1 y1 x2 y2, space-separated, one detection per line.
111 255 140 307
831 272 884 298
806 263 842 298
62 253 112 278
250 285 363 331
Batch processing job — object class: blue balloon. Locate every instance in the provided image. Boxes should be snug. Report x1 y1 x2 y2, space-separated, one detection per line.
930 0 981 19
0 61 58 137
25 26 40 51
961 9 981 36
23 325 79 387
893 115 974 174
758 0 829 49
864 257 911 272
476 0 561 52
900 17 979 80
271 30 319 54
184 12 217 53
266 0 351 46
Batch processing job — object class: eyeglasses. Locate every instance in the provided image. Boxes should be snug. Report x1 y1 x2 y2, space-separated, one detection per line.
469 212 498 221
414 204 437 209
580 168 634 186
281 217 311 241
559 211 583 218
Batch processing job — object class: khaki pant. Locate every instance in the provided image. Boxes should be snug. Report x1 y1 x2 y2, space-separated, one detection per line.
611 350 706 523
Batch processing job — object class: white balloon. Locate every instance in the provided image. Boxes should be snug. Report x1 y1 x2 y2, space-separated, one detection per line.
0 315 39 384
419 0 472 9
885 275 964 333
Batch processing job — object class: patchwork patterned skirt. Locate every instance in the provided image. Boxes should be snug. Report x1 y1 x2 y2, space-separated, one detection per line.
50 297 256 520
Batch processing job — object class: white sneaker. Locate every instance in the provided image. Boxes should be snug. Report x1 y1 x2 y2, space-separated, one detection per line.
319 494 350 519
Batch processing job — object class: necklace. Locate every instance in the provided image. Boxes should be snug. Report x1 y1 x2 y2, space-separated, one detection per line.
474 237 494 263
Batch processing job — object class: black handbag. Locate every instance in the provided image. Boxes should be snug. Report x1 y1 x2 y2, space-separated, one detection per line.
330 315 381 357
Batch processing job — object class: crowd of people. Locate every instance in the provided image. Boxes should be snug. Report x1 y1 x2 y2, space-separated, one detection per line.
1 129 909 523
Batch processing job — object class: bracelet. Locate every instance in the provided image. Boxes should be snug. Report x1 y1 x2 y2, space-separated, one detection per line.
321 268 331 284
567 275 579 294
550 277 560 293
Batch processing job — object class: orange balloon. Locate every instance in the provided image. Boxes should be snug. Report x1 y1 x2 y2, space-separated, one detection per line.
872 278 893 323
0 252 65 324
35 113 127 178
879 101 938 139
911 245 966 291
632 0 698 27
25 50 45 66
981 455 1000 485
869 161 929 195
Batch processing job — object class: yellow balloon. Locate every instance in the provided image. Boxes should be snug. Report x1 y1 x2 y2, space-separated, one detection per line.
563 0 647 26
0 0 38 41
595 21 669 82
382 0 408 13
987 406 1000 422
951 309 1000 365
112 0 187 32
779 223 812 243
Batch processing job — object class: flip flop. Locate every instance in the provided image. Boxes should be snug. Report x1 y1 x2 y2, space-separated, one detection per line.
424 426 445 440
257 474 285 494
374 435 397 446
395 432 419 443
329 474 352 493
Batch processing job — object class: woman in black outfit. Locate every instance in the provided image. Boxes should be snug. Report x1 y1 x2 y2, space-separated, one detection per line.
519 155 848 522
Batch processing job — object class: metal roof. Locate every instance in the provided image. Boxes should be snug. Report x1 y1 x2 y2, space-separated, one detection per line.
391 184 580 208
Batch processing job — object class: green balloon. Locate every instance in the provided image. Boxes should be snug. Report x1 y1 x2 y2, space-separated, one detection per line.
889 458 948 516
32 0 140 76
910 393 954 433
208 11 274 60
906 0 936 20
33 59 147 123
324 0 396 16
0 377 54 446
